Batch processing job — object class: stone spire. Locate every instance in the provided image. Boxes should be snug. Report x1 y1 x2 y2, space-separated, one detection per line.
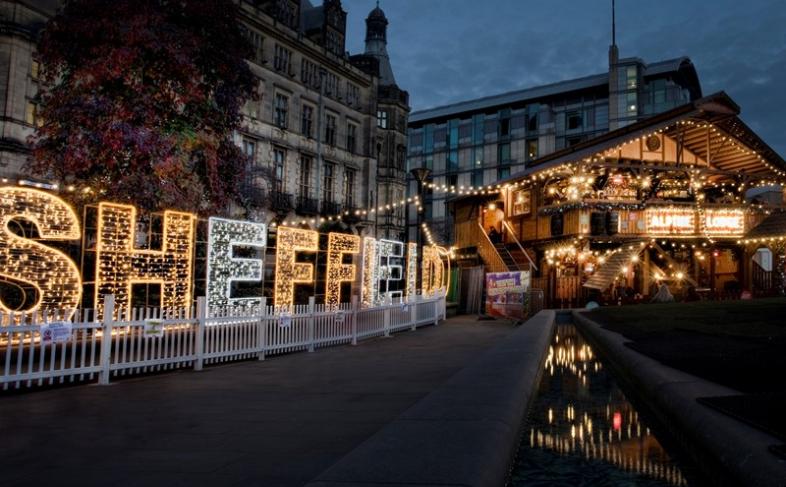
364 3 396 86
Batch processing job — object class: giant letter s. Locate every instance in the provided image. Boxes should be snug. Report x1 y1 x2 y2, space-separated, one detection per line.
0 188 82 319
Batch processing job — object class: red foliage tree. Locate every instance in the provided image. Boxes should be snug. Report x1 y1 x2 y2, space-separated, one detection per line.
30 0 256 213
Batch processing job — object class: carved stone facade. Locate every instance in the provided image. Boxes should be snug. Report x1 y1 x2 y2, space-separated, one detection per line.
0 0 409 238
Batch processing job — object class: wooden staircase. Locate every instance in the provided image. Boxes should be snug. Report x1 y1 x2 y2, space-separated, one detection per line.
584 241 648 290
494 243 532 272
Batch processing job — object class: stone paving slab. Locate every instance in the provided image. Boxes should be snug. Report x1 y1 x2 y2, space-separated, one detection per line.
0 316 512 487
306 310 556 487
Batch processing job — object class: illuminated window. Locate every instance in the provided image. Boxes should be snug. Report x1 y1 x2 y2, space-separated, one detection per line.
25 101 38 126
526 139 538 161
30 59 40 80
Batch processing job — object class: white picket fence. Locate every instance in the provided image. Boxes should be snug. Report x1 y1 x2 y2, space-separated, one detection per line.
0 294 447 390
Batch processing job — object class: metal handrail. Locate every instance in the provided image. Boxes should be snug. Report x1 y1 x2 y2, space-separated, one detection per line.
502 220 538 271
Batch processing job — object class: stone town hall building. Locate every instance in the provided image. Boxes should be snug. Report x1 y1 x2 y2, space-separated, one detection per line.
0 0 410 239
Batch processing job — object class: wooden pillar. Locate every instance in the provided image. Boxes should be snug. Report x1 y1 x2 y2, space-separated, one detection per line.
643 250 651 296
742 245 755 292
710 248 716 292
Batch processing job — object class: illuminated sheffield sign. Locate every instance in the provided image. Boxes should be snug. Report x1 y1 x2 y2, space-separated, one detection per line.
0 188 449 319
0 188 82 319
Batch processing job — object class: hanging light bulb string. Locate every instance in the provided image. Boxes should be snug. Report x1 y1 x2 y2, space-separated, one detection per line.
276 195 420 227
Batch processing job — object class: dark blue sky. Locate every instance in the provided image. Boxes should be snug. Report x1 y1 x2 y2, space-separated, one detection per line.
341 0 786 156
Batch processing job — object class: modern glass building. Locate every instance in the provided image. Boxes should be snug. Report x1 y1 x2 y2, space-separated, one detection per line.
406 52 702 244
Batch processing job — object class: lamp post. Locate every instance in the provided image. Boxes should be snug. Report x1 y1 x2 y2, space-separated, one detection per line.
410 167 431 290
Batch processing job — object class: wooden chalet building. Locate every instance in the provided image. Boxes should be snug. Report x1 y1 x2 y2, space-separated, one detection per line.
449 92 786 308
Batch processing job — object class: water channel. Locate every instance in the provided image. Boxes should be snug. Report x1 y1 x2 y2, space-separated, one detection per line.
510 315 695 486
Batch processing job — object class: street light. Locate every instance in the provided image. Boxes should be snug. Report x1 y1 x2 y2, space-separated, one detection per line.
410 167 431 290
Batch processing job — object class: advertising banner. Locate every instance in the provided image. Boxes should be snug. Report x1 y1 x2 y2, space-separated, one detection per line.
485 271 531 319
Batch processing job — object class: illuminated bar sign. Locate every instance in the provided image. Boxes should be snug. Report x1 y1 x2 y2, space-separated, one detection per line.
645 208 695 235
704 209 745 237
645 207 745 237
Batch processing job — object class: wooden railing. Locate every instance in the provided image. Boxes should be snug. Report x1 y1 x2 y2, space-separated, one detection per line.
752 260 774 294
502 220 537 271
455 220 508 273
476 223 509 273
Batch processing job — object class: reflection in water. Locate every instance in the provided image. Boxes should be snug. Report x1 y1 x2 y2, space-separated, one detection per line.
510 323 689 486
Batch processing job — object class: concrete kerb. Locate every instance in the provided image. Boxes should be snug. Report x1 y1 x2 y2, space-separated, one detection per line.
305 310 556 487
572 310 786 487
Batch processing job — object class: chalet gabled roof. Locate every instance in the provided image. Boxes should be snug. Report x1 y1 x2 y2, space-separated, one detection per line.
448 92 785 205
744 211 786 240
523 91 785 176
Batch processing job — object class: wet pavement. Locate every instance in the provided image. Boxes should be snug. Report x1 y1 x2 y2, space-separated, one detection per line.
0 316 513 487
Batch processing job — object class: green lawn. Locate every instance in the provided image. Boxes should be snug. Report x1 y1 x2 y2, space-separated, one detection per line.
588 298 786 340
585 297 786 394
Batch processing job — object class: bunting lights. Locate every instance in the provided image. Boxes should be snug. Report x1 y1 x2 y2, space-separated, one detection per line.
325 233 360 310
278 195 420 227
95 203 195 320
0 188 82 319
273 226 318 312
206 217 267 312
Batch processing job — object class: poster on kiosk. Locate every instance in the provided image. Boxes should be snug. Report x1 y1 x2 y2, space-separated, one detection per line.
485 271 531 319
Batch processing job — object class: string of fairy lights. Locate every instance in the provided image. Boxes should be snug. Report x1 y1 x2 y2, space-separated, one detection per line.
417 120 785 204
276 195 421 227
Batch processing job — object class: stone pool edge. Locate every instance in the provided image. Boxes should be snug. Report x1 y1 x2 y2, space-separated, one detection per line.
572 309 786 487
304 310 556 487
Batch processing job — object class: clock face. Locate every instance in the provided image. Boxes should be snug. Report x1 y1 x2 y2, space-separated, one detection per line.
646 135 661 151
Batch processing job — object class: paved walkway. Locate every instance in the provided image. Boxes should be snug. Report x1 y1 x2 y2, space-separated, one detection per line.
1 316 513 487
